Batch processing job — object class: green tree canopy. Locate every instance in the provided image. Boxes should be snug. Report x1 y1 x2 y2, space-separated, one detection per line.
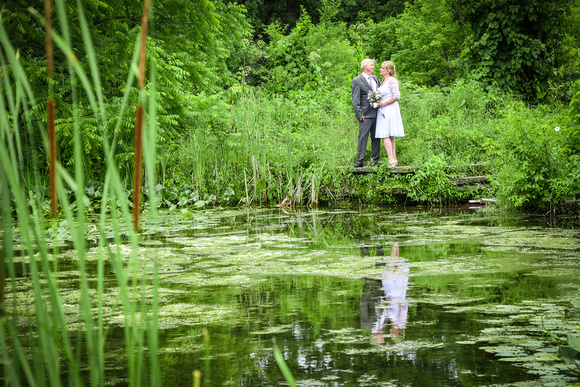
363 0 464 87
449 0 573 98
0 0 250 181
231 0 409 37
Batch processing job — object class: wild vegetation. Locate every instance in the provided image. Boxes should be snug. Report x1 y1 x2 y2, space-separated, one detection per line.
1 0 580 213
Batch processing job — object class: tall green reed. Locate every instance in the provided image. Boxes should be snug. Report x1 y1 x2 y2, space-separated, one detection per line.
273 339 298 387
0 1 160 385
203 89 357 206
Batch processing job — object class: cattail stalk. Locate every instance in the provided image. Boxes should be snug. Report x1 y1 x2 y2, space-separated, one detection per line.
133 0 150 231
45 0 57 217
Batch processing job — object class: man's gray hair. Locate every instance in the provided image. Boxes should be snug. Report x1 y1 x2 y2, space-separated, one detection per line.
361 58 375 70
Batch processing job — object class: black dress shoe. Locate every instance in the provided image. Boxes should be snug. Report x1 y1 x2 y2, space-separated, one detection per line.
354 163 364 168
373 162 383 167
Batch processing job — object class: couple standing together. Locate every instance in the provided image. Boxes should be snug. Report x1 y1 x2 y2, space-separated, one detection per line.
352 59 405 168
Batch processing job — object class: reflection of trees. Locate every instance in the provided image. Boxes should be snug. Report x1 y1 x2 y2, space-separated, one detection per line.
360 244 384 257
281 209 403 245
407 243 558 304
166 275 366 385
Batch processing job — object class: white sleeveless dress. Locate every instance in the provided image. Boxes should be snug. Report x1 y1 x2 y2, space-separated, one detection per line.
375 77 405 138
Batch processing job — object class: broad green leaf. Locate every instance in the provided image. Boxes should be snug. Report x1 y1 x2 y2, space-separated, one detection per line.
568 333 580 352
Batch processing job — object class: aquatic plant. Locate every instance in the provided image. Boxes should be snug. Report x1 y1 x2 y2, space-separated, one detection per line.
543 299 580 372
0 0 161 384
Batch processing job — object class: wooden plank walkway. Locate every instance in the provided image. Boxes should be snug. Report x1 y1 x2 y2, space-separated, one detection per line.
451 176 488 186
348 164 491 198
350 164 487 175
350 165 415 174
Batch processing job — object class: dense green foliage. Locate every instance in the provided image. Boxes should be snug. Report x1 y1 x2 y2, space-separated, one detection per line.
1 0 580 215
1 0 249 181
489 102 580 208
365 0 465 87
237 0 408 34
449 0 573 98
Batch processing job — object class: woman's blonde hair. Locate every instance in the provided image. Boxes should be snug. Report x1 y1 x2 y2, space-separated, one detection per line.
383 61 397 78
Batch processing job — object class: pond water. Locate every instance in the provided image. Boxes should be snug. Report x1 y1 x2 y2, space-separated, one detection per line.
9 206 580 385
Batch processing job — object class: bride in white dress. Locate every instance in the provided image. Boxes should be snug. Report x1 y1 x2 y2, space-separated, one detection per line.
375 61 404 167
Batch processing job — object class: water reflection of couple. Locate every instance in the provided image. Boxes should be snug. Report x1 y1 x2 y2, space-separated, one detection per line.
360 243 409 343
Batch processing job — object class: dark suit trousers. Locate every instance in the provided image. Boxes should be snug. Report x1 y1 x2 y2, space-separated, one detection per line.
357 117 381 165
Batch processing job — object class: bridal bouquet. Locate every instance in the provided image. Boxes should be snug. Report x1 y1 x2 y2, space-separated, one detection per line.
367 90 382 108
367 90 385 117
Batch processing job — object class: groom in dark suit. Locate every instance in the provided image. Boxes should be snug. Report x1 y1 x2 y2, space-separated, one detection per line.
352 59 381 167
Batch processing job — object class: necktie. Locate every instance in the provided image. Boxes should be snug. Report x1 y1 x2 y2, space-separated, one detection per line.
368 76 375 91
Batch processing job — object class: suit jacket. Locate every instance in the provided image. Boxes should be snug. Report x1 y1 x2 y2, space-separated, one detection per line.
352 73 380 120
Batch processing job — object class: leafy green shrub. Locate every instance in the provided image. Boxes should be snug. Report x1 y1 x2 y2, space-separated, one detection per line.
399 80 499 167
304 18 357 87
265 16 323 93
489 101 572 209
567 83 580 154
357 18 398 70
408 154 456 203
362 0 464 88
265 9 357 93
233 38 271 87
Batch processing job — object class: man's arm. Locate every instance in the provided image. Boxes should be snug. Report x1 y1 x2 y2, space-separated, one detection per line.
352 78 364 121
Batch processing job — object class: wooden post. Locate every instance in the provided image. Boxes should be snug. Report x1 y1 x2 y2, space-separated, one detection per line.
133 0 150 231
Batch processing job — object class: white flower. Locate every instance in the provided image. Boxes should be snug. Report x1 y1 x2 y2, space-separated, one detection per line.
554 126 561 132
367 90 385 118
367 90 382 108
